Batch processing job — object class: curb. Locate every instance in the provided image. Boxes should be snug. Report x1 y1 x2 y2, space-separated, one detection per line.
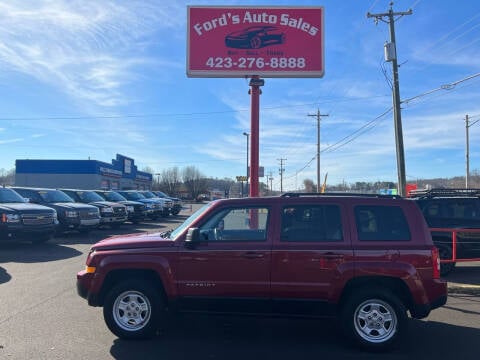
448 283 480 295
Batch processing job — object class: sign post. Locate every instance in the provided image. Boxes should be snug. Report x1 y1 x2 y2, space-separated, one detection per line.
187 6 324 196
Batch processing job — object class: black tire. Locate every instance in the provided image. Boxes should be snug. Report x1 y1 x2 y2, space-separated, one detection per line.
341 289 407 352
437 244 456 276
103 279 164 339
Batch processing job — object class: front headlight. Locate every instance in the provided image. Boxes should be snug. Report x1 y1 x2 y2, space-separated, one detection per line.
2 213 21 223
126 206 134 213
65 210 78 218
100 207 114 213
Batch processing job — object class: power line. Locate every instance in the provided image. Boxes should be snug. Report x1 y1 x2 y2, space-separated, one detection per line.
402 72 480 105
0 95 391 122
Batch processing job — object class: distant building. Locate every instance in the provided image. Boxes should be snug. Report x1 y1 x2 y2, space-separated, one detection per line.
15 154 152 190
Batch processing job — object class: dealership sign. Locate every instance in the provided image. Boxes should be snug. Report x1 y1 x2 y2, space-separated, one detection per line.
187 6 324 78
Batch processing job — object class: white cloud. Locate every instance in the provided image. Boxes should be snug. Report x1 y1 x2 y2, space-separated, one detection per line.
0 138 23 144
0 1 185 108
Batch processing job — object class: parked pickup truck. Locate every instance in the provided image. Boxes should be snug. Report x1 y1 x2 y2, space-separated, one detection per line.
0 187 58 243
77 193 447 352
94 190 148 224
60 189 128 228
12 187 101 234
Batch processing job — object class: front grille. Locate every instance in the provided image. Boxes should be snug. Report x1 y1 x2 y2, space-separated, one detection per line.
113 207 126 215
79 210 100 220
22 213 55 225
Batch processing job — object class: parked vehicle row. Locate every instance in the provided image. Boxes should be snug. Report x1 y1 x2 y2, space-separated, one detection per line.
0 186 183 244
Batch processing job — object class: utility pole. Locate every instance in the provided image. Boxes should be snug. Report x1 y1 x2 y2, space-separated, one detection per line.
308 109 328 192
466 114 470 188
367 2 412 197
466 114 480 188
268 171 274 194
278 158 286 193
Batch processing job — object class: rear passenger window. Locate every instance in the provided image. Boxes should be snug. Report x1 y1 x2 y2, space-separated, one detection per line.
355 206 411 241
281 205 343 242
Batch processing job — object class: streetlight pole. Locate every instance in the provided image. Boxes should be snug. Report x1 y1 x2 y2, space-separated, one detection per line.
243 132 249 197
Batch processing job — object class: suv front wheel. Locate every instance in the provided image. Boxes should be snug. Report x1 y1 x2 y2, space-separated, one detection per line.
341 289 407 352
103 279 164 339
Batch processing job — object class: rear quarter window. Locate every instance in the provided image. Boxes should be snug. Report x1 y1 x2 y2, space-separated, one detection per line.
355 205 411 241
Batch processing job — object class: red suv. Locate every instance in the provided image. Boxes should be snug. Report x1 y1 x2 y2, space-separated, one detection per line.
77 193 447 351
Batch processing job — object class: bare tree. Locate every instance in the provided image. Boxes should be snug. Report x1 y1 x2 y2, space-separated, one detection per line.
0 168 15 186
159 167 181 195
141 166 155 174
303 179 315 192
182 166 207 200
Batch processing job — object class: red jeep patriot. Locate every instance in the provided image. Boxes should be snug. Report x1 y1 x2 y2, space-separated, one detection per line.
77 193 447 351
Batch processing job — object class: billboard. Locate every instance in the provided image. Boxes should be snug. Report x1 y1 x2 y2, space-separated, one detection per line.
187 6 324 78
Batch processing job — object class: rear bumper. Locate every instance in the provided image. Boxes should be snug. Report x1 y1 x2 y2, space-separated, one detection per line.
411 294 447 318
410 279 448 318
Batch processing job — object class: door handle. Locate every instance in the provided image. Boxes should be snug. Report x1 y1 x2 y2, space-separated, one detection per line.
322 253 344 260
242 252 265 259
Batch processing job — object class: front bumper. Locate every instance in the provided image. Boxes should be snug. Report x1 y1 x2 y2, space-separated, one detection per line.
0 223 57 241
76 270 101 306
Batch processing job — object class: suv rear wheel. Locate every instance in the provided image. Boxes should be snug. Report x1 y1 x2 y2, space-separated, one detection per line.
341 289 407 352
103 279 164 339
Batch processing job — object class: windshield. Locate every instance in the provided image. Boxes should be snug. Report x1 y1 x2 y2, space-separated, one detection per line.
77 191 105 202
0 188 27 203
170 203 211 240
39 190 74 203
155 191 168 198
120 192 146 201
141 191 156 199
103 191 127 201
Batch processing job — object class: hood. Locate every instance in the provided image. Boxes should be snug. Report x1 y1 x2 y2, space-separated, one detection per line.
118 200 144 206
92 232 174 251
136 199 159 204
0 202 54 212
88 201 123 208
50 202 98 210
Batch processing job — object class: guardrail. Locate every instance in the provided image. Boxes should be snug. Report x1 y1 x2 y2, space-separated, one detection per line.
430 227 480 263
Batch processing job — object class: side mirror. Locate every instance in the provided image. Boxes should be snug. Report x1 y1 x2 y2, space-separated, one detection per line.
185 228 200 248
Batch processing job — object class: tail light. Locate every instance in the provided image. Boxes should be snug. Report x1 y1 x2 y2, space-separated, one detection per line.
432 246 441 279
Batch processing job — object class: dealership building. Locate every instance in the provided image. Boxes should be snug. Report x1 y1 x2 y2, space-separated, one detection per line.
15 154 153 190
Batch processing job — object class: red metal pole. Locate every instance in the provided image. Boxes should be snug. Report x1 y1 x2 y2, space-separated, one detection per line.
249 76 261 197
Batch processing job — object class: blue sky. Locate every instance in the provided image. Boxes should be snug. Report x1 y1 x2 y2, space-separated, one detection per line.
0 0 479 191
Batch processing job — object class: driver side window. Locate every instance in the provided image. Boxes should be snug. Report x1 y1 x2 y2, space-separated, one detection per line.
198 206 269 241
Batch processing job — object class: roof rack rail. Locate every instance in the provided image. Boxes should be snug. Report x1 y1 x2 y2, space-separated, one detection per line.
280 192 402 199
409 188 480 199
